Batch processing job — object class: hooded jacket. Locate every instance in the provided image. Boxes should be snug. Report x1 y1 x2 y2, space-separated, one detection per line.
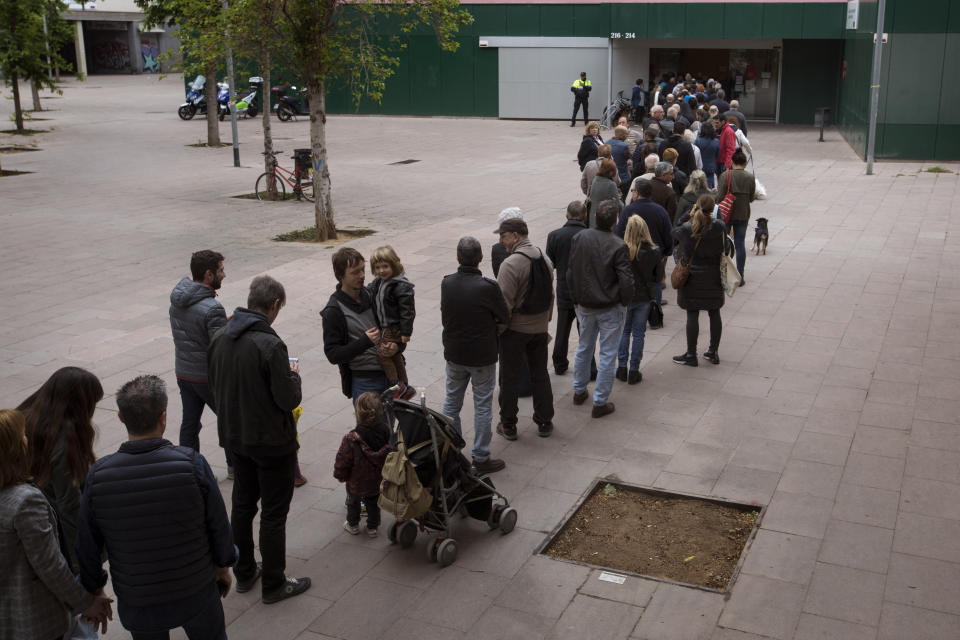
169 278 226 382
333 427 390 497
207 308 301 457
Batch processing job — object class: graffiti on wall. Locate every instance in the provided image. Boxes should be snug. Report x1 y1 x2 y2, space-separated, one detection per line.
93 40 130 71
141 41 160 72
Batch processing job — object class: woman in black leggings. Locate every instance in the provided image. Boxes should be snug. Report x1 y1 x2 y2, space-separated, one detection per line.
672 194 731 366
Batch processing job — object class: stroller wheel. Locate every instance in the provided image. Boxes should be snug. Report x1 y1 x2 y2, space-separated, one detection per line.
499 507 518 534
437 538 457 568
425 538 438 563
397 520 418 549
487 504 504 530
387 522 398 544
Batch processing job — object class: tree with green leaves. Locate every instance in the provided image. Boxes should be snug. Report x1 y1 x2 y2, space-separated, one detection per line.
0 0 61 130
276 0 472 240
136 0 226 146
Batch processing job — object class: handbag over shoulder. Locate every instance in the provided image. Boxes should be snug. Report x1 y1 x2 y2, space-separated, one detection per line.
717 170 736 224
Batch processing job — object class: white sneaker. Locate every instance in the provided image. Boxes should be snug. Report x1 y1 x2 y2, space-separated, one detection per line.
366 527 378 538
343 521 360 535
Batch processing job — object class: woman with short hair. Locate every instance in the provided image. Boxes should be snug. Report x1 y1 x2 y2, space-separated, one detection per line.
587 158 622 228
577 121 604 170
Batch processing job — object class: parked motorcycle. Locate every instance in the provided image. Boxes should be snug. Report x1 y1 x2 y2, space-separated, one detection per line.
216 81 231 121
233 77 263 118
272 84 310 121
178 75 206 120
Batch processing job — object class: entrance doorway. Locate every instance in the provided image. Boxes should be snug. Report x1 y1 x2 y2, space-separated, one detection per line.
650 47 780 119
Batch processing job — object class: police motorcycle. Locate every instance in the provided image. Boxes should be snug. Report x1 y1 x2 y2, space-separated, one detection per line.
233 77 263 118
216 81 231 120
178 75 207 120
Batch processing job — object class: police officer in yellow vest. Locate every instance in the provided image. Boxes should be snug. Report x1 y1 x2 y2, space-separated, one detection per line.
570 71 592 127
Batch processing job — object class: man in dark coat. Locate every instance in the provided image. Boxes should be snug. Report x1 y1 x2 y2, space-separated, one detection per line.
726 99 748 135
208 275 310 605
546 202 595 378
77 375 236 638
441 236 510 474
649 162 678 223
658 121 697 178
570 71 591 126
709 88 730 114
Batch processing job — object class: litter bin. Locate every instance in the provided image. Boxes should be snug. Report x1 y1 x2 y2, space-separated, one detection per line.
815 107 831 142
293 148 312 175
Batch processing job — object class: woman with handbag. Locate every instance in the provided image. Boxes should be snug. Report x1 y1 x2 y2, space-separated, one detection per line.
716 148 756 283
617 216 664 384
672 194 732 366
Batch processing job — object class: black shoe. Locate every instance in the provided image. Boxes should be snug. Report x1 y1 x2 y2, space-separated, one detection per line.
673 353 698 367
590 370 598 382
661 299 669 306
628 370 642 385
536 421 553 438
235 562 262 594
573 390 588 405
473 457 506 474
592 403 615 418
570 122 576 127
262 576 311 604
554 365 568 375
496 422 518 441
703 349 719 365
616 367 627 381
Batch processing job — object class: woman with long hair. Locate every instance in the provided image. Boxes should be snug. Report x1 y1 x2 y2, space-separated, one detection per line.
0 408 113 640
672 194 731 366
676 170 712 225
694 121 720 189
617 216 665 384
18 366 103 573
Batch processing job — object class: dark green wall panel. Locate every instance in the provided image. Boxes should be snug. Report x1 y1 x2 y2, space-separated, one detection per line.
469 4 505 35
540 4 574 36
779 39 842 124
504 5 540 35
935 125 960 160
878 124 938 158
892 0 950 34
645 5 683 39
686 4 724 39
474 47 498 117
802 3 844 38
723 3 764 39
573 4 610 36
950 0 960 32
763 4 803 39
611 4 648 37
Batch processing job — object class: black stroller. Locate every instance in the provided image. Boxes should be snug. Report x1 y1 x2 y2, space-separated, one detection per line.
381 390 517 567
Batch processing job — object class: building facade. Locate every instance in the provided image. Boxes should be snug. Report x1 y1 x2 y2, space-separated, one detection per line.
321 0 958 161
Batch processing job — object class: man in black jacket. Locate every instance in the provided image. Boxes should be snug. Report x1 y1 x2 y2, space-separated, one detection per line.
207 275 310 605
440 236 510 474
546 201 593 377
321 247 400 404
570 71 591 126
658 121 697 178
567 200 633 419
616 180 672 311
77 375 236 638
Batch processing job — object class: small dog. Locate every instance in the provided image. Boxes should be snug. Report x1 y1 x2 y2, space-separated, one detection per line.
752 218 769 255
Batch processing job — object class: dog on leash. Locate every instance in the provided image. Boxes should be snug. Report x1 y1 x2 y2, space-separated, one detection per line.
752 218 769 255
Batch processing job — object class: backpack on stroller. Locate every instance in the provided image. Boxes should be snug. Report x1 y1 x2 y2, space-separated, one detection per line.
379 390 517 567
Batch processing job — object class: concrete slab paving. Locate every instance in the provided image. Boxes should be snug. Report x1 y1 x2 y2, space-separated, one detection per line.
3 73 960 639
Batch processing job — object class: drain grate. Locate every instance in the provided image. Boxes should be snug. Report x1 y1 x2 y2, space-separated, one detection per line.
389 158 420 165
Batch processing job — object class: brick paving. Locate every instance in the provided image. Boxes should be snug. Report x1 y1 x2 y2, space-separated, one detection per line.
2 74 960 640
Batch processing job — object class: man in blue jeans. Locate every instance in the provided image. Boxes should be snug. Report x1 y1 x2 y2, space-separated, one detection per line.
168 250 232 476
566 200 634 418
440 237 510 474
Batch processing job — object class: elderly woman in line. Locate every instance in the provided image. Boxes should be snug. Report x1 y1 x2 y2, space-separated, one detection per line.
587 158 622 228
581 144 620 197
577 121 604 170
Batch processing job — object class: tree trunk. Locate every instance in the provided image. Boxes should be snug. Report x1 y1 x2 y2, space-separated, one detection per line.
261 52 278 199
54 60 61 83
31 81 42 111
309 81 336 241
11 74 25 131
204 62 221 146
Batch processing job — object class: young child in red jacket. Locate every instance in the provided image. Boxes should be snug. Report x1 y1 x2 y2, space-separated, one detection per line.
333 392 391 537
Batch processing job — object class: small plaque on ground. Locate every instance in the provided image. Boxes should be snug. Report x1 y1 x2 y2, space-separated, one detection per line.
543 481 762 591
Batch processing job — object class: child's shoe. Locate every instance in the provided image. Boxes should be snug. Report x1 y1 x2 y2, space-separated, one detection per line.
294 474 308 488
366 526 378 538
343 521 360 535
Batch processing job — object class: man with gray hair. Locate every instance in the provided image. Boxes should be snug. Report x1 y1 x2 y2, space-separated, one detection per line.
440 237 510 474
726 99 747 135
650 161 678 223
77 374 236 639
208 275 310 604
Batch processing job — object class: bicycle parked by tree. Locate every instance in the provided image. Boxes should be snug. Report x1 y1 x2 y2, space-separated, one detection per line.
255 149 314 202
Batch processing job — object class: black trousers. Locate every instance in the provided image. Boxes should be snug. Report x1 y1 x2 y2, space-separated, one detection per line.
553 306 597 376
572 96 589 125
499 330 554 427
686 309 722 353
231 450 296 593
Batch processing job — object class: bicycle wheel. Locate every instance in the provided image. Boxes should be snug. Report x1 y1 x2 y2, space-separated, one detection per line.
296 177 315 202
255 172 286 202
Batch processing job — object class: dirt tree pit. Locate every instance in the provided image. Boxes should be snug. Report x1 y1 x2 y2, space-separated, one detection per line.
544 482 762 591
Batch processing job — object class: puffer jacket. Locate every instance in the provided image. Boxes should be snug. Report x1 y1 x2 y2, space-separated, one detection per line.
169 278 226 382
566 228 634 310
629 245 665 302
76 439 235 608
673 219 731 311
370 275 415 337
333 428 390 497
208 308 301 457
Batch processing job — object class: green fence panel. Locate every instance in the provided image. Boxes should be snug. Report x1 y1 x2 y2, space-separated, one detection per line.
801 3 844 38
686 4 725 39
762 3 803 39
573 4 610 36
611 4 648 37
723 3 764 39
505 5 540 36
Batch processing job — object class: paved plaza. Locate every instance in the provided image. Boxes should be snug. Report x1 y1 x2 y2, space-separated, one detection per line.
2 74 960 640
